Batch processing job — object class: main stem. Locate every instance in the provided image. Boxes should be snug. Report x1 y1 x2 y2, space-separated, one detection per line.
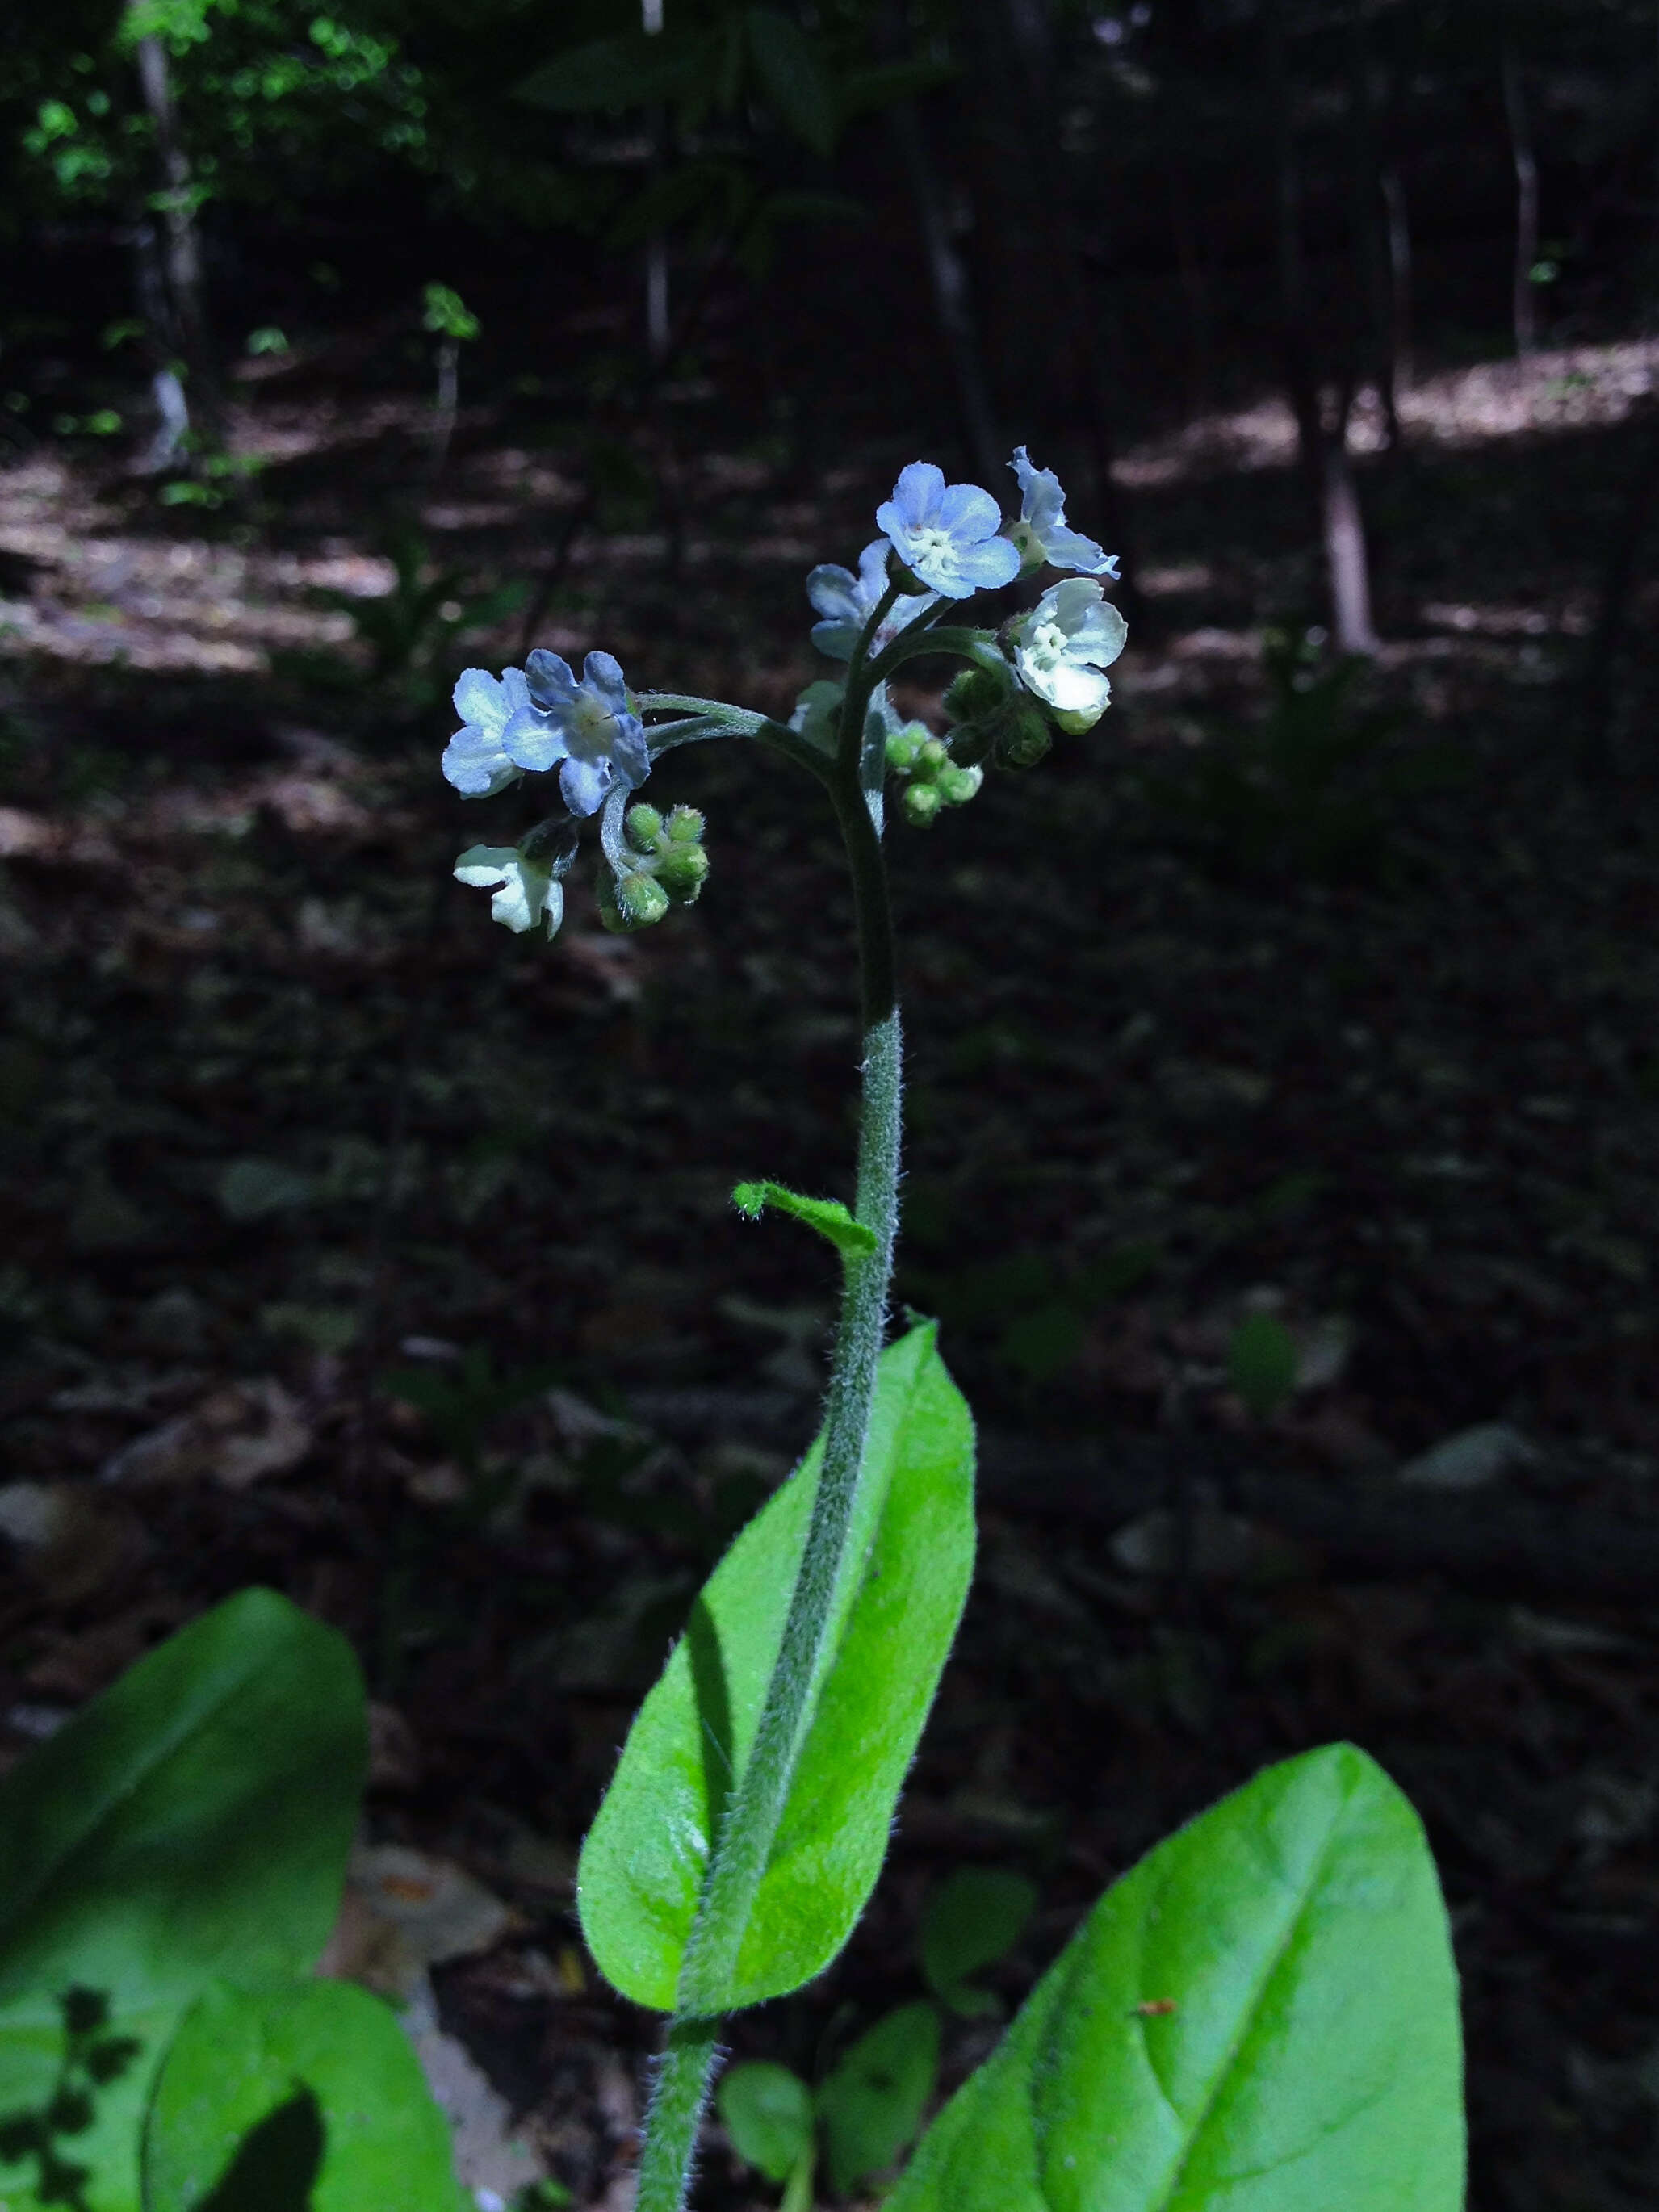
633 702 901 2212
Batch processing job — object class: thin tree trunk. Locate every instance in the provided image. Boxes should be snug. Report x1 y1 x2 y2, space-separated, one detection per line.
886 98 1003 487
1502 43 1540 362
1346 3 1399 451
1380 165 1414 392
1264 0 1379 654
429 336 459 480
128 11 219 438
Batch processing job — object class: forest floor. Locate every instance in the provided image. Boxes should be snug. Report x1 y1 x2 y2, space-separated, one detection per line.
2 335 1659 2210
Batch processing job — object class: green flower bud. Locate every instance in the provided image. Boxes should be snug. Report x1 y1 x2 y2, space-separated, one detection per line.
664 805 705 844
993 702 1054 770
625 802 664 853
936 762 983 806
901 781 943 827
600 869 671 932
915 736 949 778
944 664 1011 727
885 723 925 775
1052 703 1105 735
656 840 709 901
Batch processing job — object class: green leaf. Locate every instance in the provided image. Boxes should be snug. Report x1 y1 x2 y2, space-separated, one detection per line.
142 1979 461 2211
920 1870 1037 2017
817 2001 940 2195
744 8 838 155
716 2061 815 2185
577 1323 975 2012
1226 1310 1299 1420
886 1745 1464 2212
731 1179 877 1261
0 1590 367 2212
515 31 705 113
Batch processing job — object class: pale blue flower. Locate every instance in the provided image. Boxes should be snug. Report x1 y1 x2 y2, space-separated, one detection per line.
806 539 937 659
1009 578 1128 727
453 844 563 937
1008 446 1119 578
442 665 549 797
875 462 1021 599
524 648 651 818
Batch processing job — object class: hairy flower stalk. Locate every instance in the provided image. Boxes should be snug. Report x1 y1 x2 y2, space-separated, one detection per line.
439 451 1121 2210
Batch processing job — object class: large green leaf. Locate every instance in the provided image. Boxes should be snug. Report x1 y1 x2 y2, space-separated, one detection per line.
515 31 708 114
744 8 837 155
142 1979 461 2211
578 1323 975 2012
0 1590 367 2212
886 1744 1464 2212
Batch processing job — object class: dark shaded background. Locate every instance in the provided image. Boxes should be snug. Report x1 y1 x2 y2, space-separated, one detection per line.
3 2 1659 2206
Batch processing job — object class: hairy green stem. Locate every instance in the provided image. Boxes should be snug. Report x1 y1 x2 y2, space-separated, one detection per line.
632 657 903 2212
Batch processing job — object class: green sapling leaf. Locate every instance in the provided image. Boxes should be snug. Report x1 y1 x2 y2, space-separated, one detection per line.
715 2061 815 2185
0 1590 367 2212
731 1179 878 1261
886 1744 1464 2212
1226 1309 1299 1420
920 1869 1037 2017
142 1979 463 2211
577 1324 975 2012
815 2000 941 2196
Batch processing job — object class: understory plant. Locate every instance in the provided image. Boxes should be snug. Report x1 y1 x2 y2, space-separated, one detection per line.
0 449 1464 2211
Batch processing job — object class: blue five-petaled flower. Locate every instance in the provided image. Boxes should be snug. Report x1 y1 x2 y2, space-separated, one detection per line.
876 462 1022 600
1008 446 1120 578
524 648 651 817
442 651 650 818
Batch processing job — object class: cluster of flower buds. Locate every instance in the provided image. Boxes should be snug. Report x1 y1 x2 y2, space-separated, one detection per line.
882 718 984 827
598 803 710 934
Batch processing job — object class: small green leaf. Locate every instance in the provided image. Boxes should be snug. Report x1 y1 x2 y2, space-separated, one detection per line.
1226 1309 1298 1420
731 1179 877 1260
920 1870 1037 2017
886 1745 1464 2212
816 2001 940 2195
744 7 837 154
716 2061 814 2185
0 1591 367 2212
515 31 703 112
216 1157 312 1221
577 1324 975 2012
142 1979 462 2211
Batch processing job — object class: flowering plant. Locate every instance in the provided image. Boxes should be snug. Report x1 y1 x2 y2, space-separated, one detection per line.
442 451 1466 2212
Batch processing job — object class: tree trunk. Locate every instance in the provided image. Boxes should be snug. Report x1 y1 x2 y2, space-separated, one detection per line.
1346 3 1399 452
1502 43 1540 362
886 98 1003 488
128 13 220 439
1380 165 1414 393
1264 0 1379 655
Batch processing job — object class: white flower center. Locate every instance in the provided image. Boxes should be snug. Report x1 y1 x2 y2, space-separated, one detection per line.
908 525 957 570
568 694 618 760
1026 616 1070 670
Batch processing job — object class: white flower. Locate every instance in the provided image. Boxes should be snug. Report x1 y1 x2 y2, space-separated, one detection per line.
1009 578 1128 727
806 539 936 660
1007 447 1119 577
453 845 563 937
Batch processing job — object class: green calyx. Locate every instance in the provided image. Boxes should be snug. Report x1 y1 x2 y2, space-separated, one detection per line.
601 869 672 932
944 660 1053 772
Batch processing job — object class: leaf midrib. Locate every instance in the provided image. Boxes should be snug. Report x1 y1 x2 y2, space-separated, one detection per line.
1146 1766 1359 2212
0 1644 274 1979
